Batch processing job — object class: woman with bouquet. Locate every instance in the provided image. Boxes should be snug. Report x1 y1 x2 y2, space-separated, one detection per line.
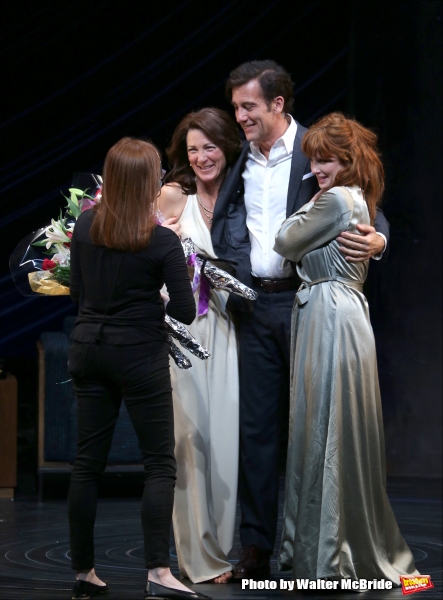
67 137 209 600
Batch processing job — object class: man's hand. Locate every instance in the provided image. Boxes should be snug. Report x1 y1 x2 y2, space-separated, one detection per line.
161 216 181 237
337 224 385 262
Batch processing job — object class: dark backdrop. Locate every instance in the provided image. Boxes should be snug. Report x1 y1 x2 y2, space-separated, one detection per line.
0 0 441 485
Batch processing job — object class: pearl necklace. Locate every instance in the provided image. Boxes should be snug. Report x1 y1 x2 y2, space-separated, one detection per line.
196 192 214 225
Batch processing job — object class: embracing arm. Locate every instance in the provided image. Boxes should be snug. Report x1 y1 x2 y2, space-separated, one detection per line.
337 206 390 262
274 188 353 264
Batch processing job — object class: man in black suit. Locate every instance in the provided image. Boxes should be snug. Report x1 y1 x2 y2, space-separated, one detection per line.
211 60 389 580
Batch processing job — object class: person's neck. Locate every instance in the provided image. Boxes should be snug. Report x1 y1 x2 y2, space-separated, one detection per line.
258 115 290 159
195 177 223 205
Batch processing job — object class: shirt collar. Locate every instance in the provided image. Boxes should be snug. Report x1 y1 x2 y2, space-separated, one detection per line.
250 115 297 158
280 115 297 153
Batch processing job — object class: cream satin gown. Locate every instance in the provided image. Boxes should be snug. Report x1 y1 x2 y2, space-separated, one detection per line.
274 187 418 583
169 195 239 583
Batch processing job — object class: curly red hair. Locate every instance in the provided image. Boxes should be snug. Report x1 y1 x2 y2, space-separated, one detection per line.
302 113 384 224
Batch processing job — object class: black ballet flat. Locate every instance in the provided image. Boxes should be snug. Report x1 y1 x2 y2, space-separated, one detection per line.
145 580 212 600
72 579 110 599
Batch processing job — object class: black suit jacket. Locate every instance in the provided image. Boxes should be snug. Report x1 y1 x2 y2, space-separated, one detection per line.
211 120 390 311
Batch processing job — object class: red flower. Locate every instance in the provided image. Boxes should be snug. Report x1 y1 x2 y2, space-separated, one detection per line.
42 258 57 271
66 232 73 239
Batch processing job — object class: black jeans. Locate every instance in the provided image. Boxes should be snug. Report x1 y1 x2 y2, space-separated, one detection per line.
67 340 176 570
238 287 295 553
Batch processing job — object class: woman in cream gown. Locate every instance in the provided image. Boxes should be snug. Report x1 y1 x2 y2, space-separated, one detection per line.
274 113 419 584
158 108 241 584
170 196 238 583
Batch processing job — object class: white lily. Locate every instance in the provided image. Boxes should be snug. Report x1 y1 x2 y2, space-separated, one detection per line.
53 244 70 266
44 219 72 249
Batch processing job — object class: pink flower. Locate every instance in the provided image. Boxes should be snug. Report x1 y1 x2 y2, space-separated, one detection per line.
81 198 97 213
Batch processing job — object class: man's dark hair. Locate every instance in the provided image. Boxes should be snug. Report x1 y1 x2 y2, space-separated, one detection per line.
226 60 294 114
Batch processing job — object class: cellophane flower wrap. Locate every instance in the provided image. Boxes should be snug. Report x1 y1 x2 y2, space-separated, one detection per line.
28 185 101 294
181 237 258 304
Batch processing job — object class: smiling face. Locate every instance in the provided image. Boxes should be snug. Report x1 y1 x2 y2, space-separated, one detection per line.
231 79 284 147
186 129 227 186
310 154 345 191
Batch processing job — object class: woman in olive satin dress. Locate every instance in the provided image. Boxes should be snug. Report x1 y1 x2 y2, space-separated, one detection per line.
274 113 419 584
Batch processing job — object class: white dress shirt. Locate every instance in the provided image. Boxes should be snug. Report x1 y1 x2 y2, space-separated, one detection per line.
243 115 386 273
243 116 297 279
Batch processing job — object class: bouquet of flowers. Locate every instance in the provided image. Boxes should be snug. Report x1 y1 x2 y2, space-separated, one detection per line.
10 174 209 369
28 186 101 294
9 173 103 296
154 212 258 316
181 237 257 315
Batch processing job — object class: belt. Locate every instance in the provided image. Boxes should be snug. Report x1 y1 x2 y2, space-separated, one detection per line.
296 266 363 305
251 276 297 293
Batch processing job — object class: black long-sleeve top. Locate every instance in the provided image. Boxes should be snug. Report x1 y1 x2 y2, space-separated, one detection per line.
70 209 195 344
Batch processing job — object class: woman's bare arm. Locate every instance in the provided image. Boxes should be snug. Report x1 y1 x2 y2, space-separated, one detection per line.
156 183 188 237
157 183 187 220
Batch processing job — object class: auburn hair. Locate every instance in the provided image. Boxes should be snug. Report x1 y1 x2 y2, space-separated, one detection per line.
90 137 160 252
302 113 384 224
164 107 242 195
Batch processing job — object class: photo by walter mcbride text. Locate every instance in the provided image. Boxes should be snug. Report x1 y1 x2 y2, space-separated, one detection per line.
242 578 397 591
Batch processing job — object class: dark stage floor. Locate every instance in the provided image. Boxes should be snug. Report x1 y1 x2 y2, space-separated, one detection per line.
0 478 441 600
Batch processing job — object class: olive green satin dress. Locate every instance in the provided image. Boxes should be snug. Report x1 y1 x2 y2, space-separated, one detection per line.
274 186 418 583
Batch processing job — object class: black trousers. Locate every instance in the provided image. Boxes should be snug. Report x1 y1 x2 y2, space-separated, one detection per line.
238 286 295 554
67 340 176 570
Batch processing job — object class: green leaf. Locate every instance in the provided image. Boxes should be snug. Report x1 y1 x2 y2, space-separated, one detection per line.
52 265 71 286
67 195 81 219
69 187 96 200
70 191 79 206
69 187 88 196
